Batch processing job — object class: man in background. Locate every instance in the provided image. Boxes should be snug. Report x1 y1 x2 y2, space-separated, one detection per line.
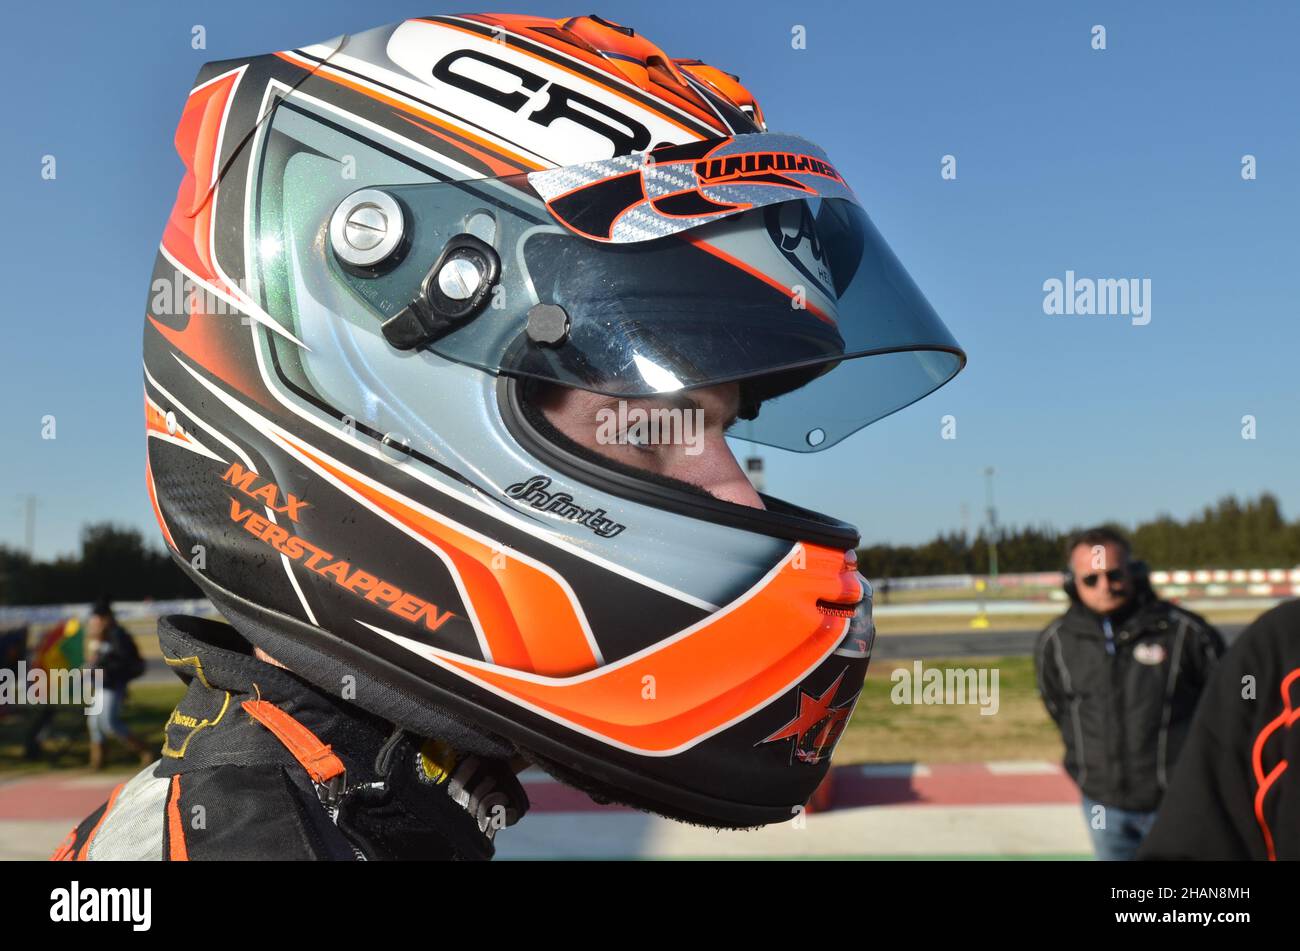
83 599 151 770
1035 527 1224 859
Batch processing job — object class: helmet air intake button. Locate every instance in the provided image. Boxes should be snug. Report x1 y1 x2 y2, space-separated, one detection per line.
526 304 569 346
381 234 501 350
437 256 483 301
330 189 405 268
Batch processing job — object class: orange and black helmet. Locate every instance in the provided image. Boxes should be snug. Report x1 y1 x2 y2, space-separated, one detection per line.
143 14 964 827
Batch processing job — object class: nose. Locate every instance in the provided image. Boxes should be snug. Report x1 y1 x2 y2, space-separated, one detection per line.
680 434 766 509
708 475 765 509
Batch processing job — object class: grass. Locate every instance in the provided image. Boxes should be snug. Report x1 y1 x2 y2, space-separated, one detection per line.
878 586 1059 605
834 655 1064 764
0 682 185 778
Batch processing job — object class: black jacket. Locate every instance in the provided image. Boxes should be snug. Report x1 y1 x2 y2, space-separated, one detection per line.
53 615 527 860
95 622 145 690
1034 591 1225 812
1140 599 1300 860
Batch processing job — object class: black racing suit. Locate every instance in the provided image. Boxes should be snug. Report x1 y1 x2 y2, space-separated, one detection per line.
1034 590 1225 813
1140 598 1300 860
52 615 527 860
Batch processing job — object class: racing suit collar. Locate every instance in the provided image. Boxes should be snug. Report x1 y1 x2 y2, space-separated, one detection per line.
155 614 527 859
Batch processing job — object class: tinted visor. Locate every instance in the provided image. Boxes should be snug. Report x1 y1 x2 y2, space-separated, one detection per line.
256 121 964 452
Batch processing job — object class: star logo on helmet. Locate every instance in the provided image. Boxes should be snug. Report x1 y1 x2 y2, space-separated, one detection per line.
758 668 860 765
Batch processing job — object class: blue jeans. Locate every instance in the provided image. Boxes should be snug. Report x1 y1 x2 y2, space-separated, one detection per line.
1081 795 1157 860
87 686 130 743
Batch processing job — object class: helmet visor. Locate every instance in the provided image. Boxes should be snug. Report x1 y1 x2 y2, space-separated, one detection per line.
254 122 964 452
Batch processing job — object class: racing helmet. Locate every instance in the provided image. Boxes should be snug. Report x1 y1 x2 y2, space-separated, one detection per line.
143 13 965 828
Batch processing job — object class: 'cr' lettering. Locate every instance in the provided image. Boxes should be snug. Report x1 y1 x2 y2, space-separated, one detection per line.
432 48 652 155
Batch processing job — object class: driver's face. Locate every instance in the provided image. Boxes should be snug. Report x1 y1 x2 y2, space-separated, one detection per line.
535 382 766 510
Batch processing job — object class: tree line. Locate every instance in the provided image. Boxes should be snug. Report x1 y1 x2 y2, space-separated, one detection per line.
857 493 1300 579
2 493 1297 604
0 524 201 606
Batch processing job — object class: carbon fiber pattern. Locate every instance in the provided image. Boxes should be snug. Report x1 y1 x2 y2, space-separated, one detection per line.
528 132 859 243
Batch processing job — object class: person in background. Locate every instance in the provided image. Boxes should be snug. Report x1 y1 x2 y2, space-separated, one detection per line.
84 599 152 770
15 625 59 760
1034 527 1225 860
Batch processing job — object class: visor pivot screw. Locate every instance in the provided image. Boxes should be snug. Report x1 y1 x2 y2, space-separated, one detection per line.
526 304 569 346
437 256 483 301
330 189 405 268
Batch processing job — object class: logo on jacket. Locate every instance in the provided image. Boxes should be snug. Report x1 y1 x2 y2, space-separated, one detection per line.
758 668 860 765
1133 642 1167 665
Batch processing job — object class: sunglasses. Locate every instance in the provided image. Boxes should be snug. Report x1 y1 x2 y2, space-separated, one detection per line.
1080 568 1127 588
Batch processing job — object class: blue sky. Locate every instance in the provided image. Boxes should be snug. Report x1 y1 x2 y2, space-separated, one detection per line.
2 1 1298 559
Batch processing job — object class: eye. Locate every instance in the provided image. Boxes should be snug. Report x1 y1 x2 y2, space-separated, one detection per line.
622 428 653 450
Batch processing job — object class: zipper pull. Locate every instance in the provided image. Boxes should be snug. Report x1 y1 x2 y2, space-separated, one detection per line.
316 771 348 810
